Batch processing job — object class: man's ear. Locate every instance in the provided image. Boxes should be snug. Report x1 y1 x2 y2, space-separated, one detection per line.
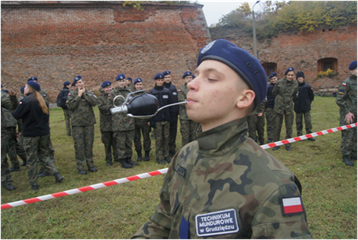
236 89 255 110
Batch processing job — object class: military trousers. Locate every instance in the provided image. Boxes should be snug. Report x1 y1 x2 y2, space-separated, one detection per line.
1 130 12 186
247 114 265 145
134 120 151 152
273 110 294 147
7 127 27 169
180 120 198 147
23 134 59 188
169 116 178 153
154 121 170 159
340 117 357 157
63 109 72 136
295 111 312 136
72 125 95 171
265 108 275 141
101 131 118 163
114 130 134 159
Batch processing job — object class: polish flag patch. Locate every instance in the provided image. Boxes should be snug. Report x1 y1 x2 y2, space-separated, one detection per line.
19 102 22 105
342 83 347 86
281 196 304 216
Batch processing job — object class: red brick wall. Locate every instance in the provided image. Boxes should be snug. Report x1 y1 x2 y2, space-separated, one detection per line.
1 2 211 102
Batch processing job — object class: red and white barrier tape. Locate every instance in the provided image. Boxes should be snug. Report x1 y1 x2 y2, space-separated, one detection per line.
1 122 356 210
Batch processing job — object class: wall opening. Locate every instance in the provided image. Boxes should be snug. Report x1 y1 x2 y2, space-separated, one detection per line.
262 62 277 77
317 58 338 73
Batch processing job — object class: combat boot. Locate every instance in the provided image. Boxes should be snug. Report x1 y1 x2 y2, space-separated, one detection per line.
38 172 52 177
21 159 27 167
31 184 40 192
272 146 280 151
169 150 176 157
267 139 273 143
343 155 354 166
308 137 315 141
78 170 87 175
54 172 64 183
144 151 150 161
164 157 171 163
88 167 98 172
126 157 138 166
120 158 132 168
350 155 357 161
157 158 166 165
285 145 292 151
136 151 143 162
2 183 16 191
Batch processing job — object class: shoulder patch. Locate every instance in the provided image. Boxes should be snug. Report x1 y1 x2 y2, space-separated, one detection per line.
280 196 304 216
178 89 182 92
342 83 347 86
68 93 71 96
19 101 22 105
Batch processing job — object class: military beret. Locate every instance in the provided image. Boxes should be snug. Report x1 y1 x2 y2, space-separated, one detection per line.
27 77 38 82
20 86 25 93
154 73 164 80
296 71 305 79
116 74 126 81
63 81 71 86
284 67 295 76
73 75 82 85
1 84 3 87
134 78 143 85
349 60 357 70
71 82 76 87
27 81 41 91
196 38 267 109
2 89 8 93
126 77 133 82
163 71 171 76
182 71 192 79
269 72 277 79
101 81 111 88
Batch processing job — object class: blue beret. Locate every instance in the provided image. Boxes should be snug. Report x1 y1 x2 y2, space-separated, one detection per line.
63 81 70 86
72 75 82 85
269 72 277 79
27 81 41 91
2 89 8 93
126 77 133 81
284 67 295 76
349 60 357 70
1 85 3 87
182 71 192 79
296 71 305 79
134 78 143 85
197 39 267 109
163 70 171 76
154 73 164 80
20 86 25 93
116 74 126 81
27 77 38 82
101 81 111 88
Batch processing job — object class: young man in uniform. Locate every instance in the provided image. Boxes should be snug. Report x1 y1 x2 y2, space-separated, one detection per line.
66 75 98 174
265 72 277 143
294 71 315 140
132 39 312 239
336 60 357 166
163 70 179 157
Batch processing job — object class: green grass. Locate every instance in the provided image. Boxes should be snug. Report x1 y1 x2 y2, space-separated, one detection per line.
1 97 357 239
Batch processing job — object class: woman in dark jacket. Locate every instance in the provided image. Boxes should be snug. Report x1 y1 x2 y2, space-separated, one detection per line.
12 81 63 191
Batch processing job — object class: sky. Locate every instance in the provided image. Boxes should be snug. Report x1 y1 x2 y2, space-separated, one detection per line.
198 1 264 26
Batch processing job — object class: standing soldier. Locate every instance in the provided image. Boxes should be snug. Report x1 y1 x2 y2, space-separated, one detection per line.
247 99 266 145
336 60 357 166
265 72 277 143
133 78 151 162
17 86 27 166
162 70 179 157
126 77 136 92
294 71 315 140
110 74 137 168
97 81 116 166
272 67 298 151
66 75 98 175
57 81 71 136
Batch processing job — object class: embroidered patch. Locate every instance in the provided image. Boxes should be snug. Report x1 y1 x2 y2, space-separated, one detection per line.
281 196 304 216
173 92 177 95
201 40 216 54
19 101 22 105
178 89 182 92
163 95 168 99
175 164 186 177
196 209 239 237
342 83 347 86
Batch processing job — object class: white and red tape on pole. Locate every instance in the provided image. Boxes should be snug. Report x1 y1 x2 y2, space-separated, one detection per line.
1 122 357 210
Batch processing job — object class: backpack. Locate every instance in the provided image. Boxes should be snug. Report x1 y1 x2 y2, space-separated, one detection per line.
57 90 67 108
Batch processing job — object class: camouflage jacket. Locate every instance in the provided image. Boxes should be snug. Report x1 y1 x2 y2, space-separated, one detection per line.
178 83 190 120
1 91 18 130
66 88 97 127
272 78 298 115
39 89 50 105
249 99 266 116
109 86 135 131
127 84 136 92
336 74 357 117
97 88 113 132
132 118 312 239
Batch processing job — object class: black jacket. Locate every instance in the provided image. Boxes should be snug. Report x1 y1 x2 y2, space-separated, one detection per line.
265 82 276 109
294 81 314 113
148 84 174 127
12 92 50 137
60 87 70 110
163 82 179 117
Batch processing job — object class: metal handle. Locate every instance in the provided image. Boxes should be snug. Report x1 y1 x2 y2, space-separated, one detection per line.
127 101 188 119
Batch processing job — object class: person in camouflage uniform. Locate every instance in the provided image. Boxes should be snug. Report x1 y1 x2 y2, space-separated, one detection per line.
132 39 311 239
265 72 278 143
247 99 266 145
133 78 151 162
178 71 199 147
336 60 357 166
126 77 136 92
109 74 137 168
66 75 98 175
272 67 298 151
58 81 72 136
97 81 117 166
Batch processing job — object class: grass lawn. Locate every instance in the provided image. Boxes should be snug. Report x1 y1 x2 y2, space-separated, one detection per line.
1 96 356 239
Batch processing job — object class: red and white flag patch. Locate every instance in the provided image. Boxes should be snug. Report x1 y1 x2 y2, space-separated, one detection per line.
342 83 347 86
281 196 304 216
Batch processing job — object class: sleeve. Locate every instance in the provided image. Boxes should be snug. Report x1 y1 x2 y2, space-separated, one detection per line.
83 91 98 107
336 82 350 116
292 84 299 102
178 88 185 102
12 101 28 120
257 100 266 114
97 97 111 115
17 119 22 132
308 85 314 103
272 81 280 97
9 95 18 110
1 93 15 110
66 93 81 111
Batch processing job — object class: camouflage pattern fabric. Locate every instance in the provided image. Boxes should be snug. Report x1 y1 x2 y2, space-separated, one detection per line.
169 117 178 153
336 74 357 156
247 100 266 145
295 111 312 136
154 121 170 159
7 127 27 169
22 134 59 188
180 120 199 147
127 84 136 92
101 131 117 163
178 83 190 120
109 87 135 132
273 112 294 147
1 126 12 186
39 89 50 105
63 109 72 136
265 108 275 141
72 126 95 171
114 130 134 159
134 118 151 152
132 118 312 239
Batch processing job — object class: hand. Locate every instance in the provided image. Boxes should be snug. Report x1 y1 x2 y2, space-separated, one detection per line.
78 88 85 97
148 122 151 127
345 112 355 124
8 90 16 96
257 113 263 117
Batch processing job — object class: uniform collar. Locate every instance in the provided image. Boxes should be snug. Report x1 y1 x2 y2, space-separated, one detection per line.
163 82 172 88
154 84 164 90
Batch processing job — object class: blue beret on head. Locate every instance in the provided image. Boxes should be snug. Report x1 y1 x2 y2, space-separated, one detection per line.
154 73 164 80
163 71 171 76
101 81 111 88
116 74 126 81
27 77 38 82
284 67 295 76
349 60 357 70
296 71 305 79
196 39 267 109
182 71 192 79
27 81 40 91
63 81 70 86
72 75 82 85
134 78 143 85
126 77 132 81
269 72 277 79
20 86 25 93
2 89 8 93
1 84 3 87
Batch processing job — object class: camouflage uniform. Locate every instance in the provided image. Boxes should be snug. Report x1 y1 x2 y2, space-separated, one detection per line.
66 88 97 171
132 119 312 238
336 74 357 158
247 100 266 145
272 78 298 147
63 109 72 136
17 94 25 148
178 83 199 147
265 82 276 142
127 84 136 92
